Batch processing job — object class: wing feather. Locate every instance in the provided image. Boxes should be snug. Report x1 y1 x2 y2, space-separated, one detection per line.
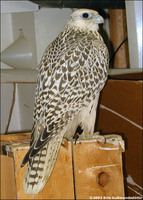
21 29 108 167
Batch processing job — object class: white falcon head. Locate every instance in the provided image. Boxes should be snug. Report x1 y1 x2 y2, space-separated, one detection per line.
67 9 104 31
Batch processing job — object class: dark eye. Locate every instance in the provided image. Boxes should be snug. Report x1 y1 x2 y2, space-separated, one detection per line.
82 13 89 19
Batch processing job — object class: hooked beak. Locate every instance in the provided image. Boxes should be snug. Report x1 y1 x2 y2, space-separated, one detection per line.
93 14 104 24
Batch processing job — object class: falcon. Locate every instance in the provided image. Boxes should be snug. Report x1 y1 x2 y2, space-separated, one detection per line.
21 8 109 194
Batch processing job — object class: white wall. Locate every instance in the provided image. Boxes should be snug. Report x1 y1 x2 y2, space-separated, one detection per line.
8 84 36 132
0 84 14 133
1 9 38 133
1 1 38 14
1 14 13 69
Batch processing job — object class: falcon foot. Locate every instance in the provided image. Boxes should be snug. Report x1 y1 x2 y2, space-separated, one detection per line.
73 125 83 144
73 132 80 144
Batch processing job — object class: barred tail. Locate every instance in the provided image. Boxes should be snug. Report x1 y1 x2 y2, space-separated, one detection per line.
23 133 64 194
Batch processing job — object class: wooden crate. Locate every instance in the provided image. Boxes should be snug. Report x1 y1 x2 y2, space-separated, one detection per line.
1 133 125 199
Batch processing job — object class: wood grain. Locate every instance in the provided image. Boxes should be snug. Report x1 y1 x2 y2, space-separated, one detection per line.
73 141 125 199
1 135 125 199
0 155 16 199
0 133 31 141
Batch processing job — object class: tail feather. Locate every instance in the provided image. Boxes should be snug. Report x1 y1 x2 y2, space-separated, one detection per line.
23 133 64 194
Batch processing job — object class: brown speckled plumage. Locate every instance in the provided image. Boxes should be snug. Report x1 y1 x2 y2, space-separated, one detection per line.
21 9 109 194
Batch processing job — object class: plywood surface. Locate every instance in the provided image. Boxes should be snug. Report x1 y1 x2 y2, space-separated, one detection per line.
74 142 124 199
0 155 16 199
1 135 125 199
1 133 31 141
